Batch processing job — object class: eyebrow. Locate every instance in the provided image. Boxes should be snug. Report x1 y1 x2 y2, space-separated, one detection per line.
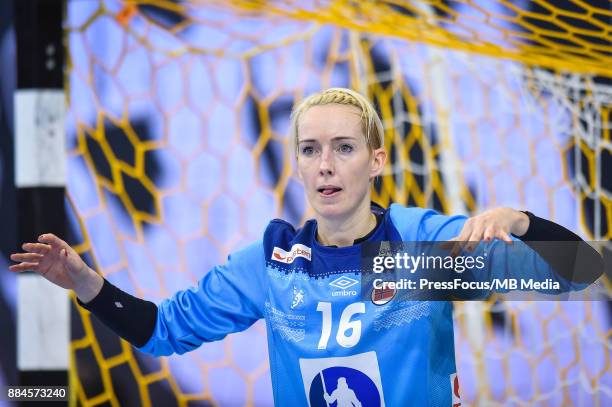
298 136 358 143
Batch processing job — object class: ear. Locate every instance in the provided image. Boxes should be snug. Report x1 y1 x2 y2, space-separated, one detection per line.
369 147 387 179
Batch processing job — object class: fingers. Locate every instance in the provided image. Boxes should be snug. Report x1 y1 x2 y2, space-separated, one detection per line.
440 239 457 250
465 226 485 251
38 233 65 247
455 228 512 251
483 225 495 242
498 231 513 244
450 219 490 254
9 234 70 275
449 220 474 256
450 239 468 257
447 238 465 257
449 211 517 254
21 242 51 254
9 247 46 273
8 262 39 273
10 253 43 263
9 238 54 273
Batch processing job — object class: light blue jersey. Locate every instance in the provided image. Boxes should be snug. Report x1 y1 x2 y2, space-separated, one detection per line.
138 204 572 406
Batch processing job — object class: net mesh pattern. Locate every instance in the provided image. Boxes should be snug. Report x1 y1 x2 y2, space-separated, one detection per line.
64 1 611 405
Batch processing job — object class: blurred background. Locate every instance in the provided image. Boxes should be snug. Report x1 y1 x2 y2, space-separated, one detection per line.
0 0 610 406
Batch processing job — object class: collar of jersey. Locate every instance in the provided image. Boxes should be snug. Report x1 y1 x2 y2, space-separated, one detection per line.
310 205 389 257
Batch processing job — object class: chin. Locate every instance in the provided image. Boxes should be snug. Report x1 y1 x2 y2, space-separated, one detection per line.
314 202 350 219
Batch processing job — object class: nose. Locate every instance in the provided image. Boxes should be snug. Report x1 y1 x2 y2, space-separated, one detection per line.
319 148 334 175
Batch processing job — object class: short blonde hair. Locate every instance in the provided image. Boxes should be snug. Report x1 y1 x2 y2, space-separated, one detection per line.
289 88 384 156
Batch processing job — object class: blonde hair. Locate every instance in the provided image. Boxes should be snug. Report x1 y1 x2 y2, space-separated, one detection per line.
289 88 384 156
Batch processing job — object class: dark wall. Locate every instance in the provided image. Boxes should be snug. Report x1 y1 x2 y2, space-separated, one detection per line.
0 0 17 393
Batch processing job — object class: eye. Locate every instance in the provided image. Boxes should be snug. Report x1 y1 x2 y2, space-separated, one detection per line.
300 145 315 156
338 143 354 153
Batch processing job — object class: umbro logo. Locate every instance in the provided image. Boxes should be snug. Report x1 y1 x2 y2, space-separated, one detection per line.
329 276 358 290
329 276 359 297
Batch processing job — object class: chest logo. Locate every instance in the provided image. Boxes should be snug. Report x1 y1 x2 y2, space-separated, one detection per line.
371 286 396 306
329 276 359 297
272 244 312 263
329 276 358 290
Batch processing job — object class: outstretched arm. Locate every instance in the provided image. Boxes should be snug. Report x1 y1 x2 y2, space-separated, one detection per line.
447 207 585 249
10 235 268 354
10 234 158 347
448 208 603 284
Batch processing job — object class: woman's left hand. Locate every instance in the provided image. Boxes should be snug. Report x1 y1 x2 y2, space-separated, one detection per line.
449 207 530 254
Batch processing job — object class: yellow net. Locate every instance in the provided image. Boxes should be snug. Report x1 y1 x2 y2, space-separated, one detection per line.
231 0 612 76
65 0 611 405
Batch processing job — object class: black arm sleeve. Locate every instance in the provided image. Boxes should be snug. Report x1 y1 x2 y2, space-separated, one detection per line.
77 279 158 348
513 211 604 284
515 211 581 242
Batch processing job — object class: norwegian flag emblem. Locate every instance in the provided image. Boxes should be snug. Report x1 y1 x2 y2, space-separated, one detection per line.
370 286 396 305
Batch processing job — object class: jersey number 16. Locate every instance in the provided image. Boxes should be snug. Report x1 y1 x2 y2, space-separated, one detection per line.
316 301 366 349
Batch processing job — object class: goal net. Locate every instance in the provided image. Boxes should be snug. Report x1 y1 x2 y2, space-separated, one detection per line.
65 0 611 405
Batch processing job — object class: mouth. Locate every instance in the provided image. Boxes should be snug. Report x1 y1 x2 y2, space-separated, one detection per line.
317 186 342 197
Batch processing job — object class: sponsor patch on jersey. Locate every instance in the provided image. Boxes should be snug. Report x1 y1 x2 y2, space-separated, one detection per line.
299 352 385 407
450 373 461 407
272 244 312 264
371 286 396 305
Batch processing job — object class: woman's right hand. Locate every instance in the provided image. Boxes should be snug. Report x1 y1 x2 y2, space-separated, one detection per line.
9 233 103 302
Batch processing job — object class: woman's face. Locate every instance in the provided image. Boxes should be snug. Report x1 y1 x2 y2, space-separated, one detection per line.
296 104 385 220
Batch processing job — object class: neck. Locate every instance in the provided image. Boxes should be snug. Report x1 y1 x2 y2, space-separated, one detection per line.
316 202 376 247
